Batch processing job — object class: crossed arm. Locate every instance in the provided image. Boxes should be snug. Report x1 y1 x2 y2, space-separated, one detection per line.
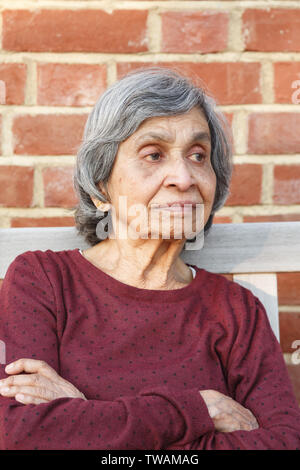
0 358 258 434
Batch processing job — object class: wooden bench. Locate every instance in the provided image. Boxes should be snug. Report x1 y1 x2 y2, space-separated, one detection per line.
1 221 300 342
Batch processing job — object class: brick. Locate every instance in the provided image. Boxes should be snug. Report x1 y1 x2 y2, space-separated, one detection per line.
286 364 300 405
43 167 78 208
273 165 300 204
3 9 148 53
278 272 300 305
37 63 107 107
214 216 232 224
248 113 300 154
0 63 27 105
221 274 233 282
161 11 229 53
0 166 34 207
223 113 233 127
13 114 87 155
274 62 300 104
117 62 261 105
11 217 75 227
225 164 262 206
279 312 300 353
243 214 300 223
117 62 161 79
242 9 300 52
182 62 261 105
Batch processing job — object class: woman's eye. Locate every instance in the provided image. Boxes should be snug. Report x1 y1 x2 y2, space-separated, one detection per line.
190 152 205 162
145 153 161 162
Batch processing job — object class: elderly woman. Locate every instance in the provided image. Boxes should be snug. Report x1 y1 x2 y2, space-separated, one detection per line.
0 68 299 450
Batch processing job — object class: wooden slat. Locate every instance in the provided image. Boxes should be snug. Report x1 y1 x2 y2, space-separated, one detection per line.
0 221 300 278
0 227 90 277
182 221 300 273
233 273 279 340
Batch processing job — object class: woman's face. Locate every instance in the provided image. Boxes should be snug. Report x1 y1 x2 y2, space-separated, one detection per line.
99 106 217 242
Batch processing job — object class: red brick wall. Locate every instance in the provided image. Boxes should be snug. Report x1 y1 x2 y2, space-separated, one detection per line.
0 1 299 402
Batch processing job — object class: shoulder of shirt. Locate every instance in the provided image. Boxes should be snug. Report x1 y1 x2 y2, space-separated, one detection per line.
197 266 256 295
197 268 268 335
196 266 261 315
7 249 70 280
11 249 59 265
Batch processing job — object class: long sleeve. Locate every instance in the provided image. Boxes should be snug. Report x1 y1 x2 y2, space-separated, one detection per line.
0 254 214 450
179 289 300 450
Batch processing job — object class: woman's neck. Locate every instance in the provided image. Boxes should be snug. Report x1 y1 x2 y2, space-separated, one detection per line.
82 237 193 290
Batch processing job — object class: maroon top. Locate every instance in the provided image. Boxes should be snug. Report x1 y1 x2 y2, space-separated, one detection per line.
0 249 299 450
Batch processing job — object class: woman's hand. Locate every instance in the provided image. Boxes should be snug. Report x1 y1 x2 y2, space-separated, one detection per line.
200 389 259 433
0 358 87 405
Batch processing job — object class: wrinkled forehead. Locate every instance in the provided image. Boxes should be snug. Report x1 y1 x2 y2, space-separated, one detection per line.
126 107 211 146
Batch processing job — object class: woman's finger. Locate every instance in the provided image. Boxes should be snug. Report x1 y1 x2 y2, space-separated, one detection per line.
5 358 59 381
0 372 61 389
0 384 56 401
0 373 40 388
15 393 49 405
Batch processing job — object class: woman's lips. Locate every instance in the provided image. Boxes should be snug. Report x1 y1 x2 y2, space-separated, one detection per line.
151 202 198 212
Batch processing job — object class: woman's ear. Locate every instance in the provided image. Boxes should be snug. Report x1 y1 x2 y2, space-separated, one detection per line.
90 196 99 208
90 182 111 211
95 181 110 202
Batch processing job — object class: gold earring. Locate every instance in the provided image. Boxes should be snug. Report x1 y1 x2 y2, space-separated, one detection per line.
96 200 110 212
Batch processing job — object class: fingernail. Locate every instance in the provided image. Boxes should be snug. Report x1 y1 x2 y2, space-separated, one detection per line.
5 363 14 372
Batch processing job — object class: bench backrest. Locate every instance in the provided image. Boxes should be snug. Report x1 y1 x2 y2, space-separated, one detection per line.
1 222 300 341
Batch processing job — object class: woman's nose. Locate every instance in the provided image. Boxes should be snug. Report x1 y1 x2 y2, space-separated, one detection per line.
162 158 196 191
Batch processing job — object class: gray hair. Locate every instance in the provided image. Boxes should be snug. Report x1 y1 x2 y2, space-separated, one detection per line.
71 66 233 247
